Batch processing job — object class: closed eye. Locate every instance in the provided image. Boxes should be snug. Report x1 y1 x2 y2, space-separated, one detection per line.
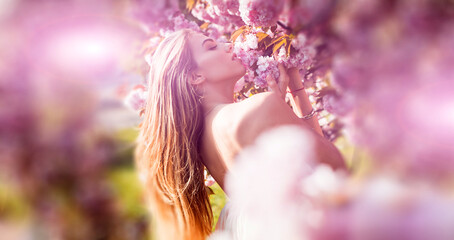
209 45 217 50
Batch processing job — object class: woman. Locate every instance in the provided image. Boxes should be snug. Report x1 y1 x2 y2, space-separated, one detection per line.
135 29 346 240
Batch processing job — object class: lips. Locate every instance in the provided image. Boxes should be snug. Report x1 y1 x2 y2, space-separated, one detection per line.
232 53 237 61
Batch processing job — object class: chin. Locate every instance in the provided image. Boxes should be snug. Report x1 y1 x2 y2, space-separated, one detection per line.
224 60 247 81
234 64 247 80
236 61 247 74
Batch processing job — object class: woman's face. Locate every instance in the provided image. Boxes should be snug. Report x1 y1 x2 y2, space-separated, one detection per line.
189 33 246 84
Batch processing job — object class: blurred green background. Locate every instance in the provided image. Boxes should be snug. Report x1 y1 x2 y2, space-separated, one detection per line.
0 127 227 239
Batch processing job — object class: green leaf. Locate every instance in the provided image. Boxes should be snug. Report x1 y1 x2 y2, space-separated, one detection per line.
206 186 215 195
273 39 287 54
256 32 269 43
186 0 200 11
266 35 285 48
200 22 210 30
286 39 292 57
230 26 246 42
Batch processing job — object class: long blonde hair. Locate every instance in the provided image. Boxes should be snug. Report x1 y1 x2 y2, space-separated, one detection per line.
135 29 213 239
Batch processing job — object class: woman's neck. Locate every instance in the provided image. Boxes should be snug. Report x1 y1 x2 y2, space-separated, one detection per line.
201 80 236 117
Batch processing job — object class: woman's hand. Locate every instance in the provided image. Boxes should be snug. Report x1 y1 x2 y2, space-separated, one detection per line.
287 67 304 90
266 63 289 100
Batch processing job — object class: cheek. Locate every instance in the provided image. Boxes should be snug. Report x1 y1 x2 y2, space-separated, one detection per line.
217 60 246 80
200 53 245 81
225 56 247 76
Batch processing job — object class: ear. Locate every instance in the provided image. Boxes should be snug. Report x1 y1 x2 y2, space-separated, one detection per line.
189 72 206 86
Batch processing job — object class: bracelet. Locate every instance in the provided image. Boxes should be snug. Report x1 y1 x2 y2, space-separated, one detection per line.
301 108 316 120
287 86 305 95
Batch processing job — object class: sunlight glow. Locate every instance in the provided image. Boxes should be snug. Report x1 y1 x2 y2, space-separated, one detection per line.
45 28 119 74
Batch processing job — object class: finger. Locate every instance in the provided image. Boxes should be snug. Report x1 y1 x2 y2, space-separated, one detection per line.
277 63 286 77
266 75 277 89
278 77 288 93
277 64 289 92
267 75 287 99
279 70 289 90
266 75 280 94
287 67 300 79
277 63 288 83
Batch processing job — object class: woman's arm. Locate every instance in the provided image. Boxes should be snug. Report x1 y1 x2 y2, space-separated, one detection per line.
267 65 323 136
237 92 347 170
286 67 324 136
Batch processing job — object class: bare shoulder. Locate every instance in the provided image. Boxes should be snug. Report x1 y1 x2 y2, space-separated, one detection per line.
241 92 292 113
231 92 303 147
239 92 302 125
216 92 346 170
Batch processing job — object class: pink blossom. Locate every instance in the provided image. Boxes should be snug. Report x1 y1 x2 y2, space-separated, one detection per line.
233 77 248 93
329 1 454 178
124 87 148 112
204 169 216 186
239 0 285 27
276 33 315 69
285 0 335 29
191 0 244 33
128 0 179 31
234 33 259 51
255 56 279 88
232 42 260 68
159 12 201 37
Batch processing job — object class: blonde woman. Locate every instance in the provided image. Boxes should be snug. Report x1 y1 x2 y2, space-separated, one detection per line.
135 29 346 240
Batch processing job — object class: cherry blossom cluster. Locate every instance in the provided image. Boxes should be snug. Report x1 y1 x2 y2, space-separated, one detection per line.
276 33 316 69
239 0 285 27
128 0 180 32
326 0 454 178
231 27 321 90
234 33 270 87
255 56 279 87
283 0 335 28
124 86 148 112
191 0 244 33
228 24 340 140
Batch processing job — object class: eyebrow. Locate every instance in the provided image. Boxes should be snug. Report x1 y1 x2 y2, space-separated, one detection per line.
202 38 215 47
